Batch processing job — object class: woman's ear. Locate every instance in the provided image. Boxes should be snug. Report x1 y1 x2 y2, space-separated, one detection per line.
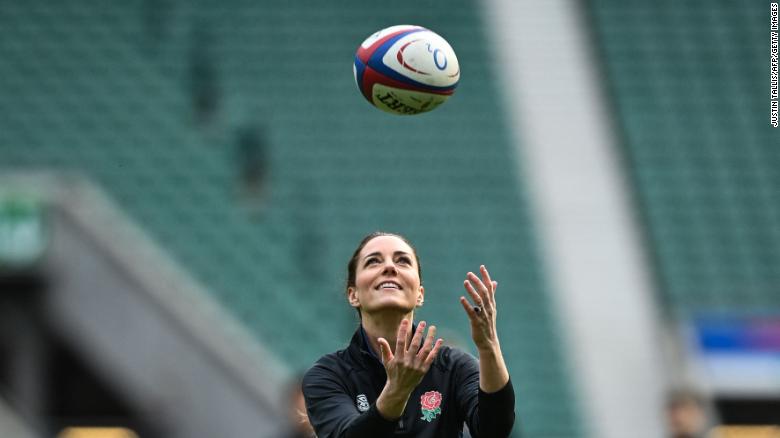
416 285 425 306
347 287 360 307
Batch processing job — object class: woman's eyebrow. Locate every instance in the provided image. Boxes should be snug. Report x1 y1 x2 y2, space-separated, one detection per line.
362 251 411 260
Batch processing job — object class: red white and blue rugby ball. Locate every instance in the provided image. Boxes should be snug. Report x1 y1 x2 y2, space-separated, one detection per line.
354 25 460 115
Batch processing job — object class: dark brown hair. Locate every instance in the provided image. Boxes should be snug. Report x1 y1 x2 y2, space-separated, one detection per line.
346 231 422 303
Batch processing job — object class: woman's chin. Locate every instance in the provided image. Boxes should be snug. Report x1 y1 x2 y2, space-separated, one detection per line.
366 299 414 314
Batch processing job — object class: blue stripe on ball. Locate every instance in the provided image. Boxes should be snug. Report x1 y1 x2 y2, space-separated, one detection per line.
353 56 369 99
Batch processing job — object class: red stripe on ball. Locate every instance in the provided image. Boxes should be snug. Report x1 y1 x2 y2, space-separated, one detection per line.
356 27 422 64
360 65 454 103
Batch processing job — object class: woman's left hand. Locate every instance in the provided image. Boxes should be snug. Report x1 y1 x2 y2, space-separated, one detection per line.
460 265 510 393
460 265 501 353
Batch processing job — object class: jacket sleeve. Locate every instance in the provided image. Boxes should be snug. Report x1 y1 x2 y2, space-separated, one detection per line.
302 362 396 438
453 350 516 438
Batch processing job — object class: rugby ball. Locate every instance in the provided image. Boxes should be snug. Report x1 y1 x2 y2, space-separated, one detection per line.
353 25 460 115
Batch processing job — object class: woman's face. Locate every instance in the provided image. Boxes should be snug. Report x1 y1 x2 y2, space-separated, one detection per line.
348 235 424 315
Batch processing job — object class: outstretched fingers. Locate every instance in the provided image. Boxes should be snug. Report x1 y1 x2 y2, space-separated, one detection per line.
409 321 426 355
460 266 503 352
464 276 486 313
417 324 436 360
465 266 497 315
423 338 443 367
395 319 408 360
377 337 394 364
480 265 497 309
480 265 493 290
460 295 480 320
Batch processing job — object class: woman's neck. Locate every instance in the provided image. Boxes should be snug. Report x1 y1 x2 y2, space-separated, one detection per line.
361 311 415 359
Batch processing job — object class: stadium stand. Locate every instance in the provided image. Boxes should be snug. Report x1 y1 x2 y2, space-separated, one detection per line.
0 0 583 436
587 0 780 318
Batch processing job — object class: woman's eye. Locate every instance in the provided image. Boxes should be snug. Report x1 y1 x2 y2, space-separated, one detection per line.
397 257 411 265
365 258 379 266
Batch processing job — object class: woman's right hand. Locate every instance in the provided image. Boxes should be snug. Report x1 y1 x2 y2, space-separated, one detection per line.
375 319 443 420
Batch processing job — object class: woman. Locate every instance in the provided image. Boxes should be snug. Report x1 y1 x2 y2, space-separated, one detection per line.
302 232 515 437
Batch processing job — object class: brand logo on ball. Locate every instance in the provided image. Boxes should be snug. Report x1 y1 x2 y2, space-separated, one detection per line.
427 43 448 70
419 390 443 422
397 40 450 75
356 394 369 412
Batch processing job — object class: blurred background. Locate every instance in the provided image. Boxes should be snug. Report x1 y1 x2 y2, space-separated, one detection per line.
0 0 778 437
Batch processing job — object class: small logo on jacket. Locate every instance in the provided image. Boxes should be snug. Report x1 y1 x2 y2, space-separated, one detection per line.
356 394 369 412
420 390 442 422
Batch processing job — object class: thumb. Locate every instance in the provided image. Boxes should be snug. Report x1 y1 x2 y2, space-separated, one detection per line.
377 338 393 365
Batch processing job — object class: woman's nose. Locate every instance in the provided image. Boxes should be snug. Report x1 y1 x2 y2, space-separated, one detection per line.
382 260 398 274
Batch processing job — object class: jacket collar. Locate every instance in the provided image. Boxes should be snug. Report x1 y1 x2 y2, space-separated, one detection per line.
359 325 381 360
347 322 419 369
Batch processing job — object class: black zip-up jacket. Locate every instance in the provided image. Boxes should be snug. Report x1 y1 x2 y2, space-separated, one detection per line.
303 326 515 437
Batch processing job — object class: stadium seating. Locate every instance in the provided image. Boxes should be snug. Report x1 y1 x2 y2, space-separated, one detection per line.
0 1 582 436
588 0 780 317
